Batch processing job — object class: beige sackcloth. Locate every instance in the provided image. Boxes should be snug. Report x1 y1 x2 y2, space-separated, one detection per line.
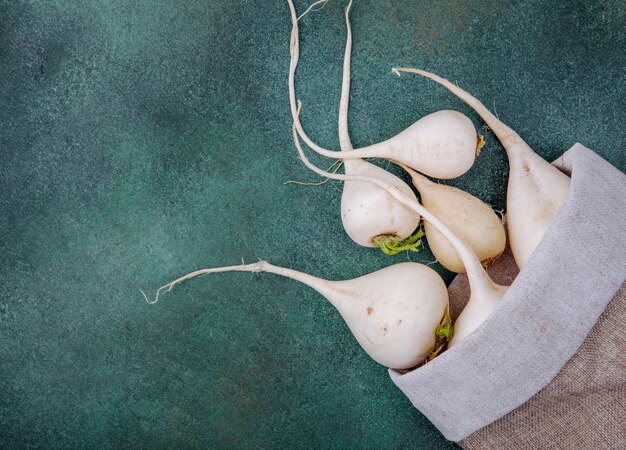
389 144 626 448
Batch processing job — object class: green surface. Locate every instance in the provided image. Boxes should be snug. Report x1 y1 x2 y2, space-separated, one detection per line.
1 0 624 448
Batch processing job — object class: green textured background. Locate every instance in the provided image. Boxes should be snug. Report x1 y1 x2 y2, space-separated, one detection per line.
1 0 624 448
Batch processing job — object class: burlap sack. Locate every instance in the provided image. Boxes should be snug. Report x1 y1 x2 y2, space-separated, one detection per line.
389 144 626 448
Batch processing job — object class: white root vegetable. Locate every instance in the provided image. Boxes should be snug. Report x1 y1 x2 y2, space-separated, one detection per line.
400 164 506 273
288 2 479 180
354 109 479 179
145 260 449 369
288 0 420 251
340 160 421 248
291 103 509 347
394 68 572 268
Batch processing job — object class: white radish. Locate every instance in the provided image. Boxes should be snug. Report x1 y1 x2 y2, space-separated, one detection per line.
340 160 421 248
401 164 506 273
394 68 572 268
288 1 479 180
145 260 449 369
352 110 480 179
292 103 509 347
288 0 421 251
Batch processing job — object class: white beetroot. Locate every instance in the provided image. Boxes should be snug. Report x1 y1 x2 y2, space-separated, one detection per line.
337 1 419 248
145 260 448 369
288 0 420 250
340 161 421 248
291 102 509 348
401 164 506 274
288 2 479 180
394 68 572 269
